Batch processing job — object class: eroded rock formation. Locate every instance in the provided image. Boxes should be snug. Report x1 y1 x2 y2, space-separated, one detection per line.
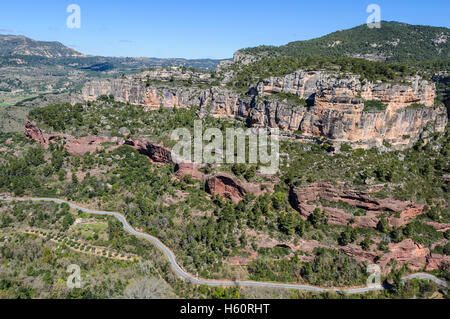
377 239 449 272
175 162 207 182
25 120 125 156
339 239 449 272
289 182 425 229
125 138 173 164
121 136 263 202
25 119 48 146
205 173 262 203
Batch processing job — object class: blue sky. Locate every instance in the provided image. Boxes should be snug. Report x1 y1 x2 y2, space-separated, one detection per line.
0 0 449 59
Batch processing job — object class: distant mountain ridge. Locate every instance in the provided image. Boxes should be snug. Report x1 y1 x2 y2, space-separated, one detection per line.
238 21 450 63
0 35 85 58
0 34 225 71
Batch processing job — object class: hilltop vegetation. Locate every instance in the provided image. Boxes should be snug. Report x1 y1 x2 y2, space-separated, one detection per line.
240 22 449 63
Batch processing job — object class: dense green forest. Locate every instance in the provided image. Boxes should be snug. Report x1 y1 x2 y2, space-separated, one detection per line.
240 22 449 63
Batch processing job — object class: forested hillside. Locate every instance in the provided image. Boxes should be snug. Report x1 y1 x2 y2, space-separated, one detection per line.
239 22 449 63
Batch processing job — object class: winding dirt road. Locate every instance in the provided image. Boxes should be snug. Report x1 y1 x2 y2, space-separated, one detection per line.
1 197 448 294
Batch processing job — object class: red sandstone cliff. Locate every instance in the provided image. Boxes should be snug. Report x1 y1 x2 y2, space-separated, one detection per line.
289 182 425 229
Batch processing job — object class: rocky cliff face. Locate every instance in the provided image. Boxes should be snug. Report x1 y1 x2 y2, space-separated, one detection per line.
252 71 447 148
25 119 47 145
82 69 448 149
205 173 263 203
338 238 449 272
83 78 199 109
257 71 435 110
25 120 125 156
125 138 173 164
289 182 425 229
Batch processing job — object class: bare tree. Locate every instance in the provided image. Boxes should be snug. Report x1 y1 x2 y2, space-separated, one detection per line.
124 277 172 299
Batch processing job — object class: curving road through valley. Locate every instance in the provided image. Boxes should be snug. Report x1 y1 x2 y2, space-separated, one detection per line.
1 197 448 294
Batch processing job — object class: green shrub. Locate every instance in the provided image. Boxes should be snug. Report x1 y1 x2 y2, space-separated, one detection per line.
406 103 426 110
364 100 388 112
340 144 352 152
274 93 307 106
